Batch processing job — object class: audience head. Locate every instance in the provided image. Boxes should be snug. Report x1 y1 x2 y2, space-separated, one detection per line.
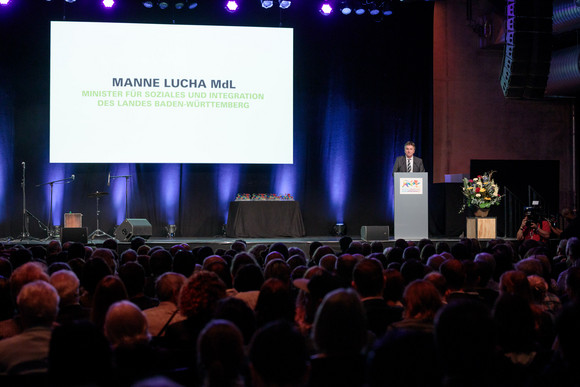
149 249 173 277
255 278 295 327
435 300 496 382
179 270 226 321
214 297 256 345
118 261 147 297
400 259 425 285
439 259 465 292
318 254 337 272
263 259 291 286
173 249 196 278
91 275 128 330
155 272 186 303
130 237 147 251
402 279 442 321
234 264 264 292
249 321 309 387
339 236 353 254
18 280 59 328
10 261 49 301
383 268 405 303
269 242 289 260
312 288 366 356
205 259 233 289
50 269 80 307
197 319 245 386
499 270 531 301
353 258 384 298
104 300 151 349
91 248 116 274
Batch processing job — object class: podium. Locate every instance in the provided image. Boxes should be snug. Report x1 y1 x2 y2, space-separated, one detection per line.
394 172 428 240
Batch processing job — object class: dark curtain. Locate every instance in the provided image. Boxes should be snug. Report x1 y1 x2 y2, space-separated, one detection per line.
0 0 433 238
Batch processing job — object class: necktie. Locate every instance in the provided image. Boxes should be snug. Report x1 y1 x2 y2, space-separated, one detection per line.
407 159 412 172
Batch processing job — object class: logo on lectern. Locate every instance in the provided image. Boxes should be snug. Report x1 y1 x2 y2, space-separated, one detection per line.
400 178 423 195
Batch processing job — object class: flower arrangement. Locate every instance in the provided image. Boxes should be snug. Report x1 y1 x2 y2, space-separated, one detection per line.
460 171 502 213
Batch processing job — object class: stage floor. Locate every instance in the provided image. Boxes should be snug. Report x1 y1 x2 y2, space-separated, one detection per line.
0 235 476 253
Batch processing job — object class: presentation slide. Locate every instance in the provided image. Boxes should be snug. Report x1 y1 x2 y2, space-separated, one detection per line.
50 21 293 164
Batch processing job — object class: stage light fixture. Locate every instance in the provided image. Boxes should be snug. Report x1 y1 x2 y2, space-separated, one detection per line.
0 0 10 5
261 0 273 8
165 224 177 238
64 0 76 3
142 0 154 7
102 0 114 7
320 2 332 15
188 1 198 9
279 0 291 9
175 0 185 8
352 1 365 15
225 0 239 12
369 3 380 15
333 223 347 236
339 1 352 15
159 0 168 8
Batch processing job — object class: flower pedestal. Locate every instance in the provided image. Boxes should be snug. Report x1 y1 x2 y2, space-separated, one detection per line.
473 208 490 218
466 217 496 239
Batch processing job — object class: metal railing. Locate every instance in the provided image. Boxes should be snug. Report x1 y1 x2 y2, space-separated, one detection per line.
503 185 553 238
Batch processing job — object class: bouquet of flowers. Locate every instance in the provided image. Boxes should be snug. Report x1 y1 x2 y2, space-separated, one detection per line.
460 171 502 213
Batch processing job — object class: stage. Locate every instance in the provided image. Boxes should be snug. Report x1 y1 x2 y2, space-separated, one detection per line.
0 235 479 254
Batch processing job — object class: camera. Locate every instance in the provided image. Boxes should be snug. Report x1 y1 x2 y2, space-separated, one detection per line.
524 205 542 227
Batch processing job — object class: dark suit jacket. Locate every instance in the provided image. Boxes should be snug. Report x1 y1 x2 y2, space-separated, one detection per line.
392 155 425 175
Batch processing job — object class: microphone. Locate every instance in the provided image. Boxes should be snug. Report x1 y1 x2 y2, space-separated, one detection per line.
107 172 111 186
71 174 75 181
22 162 25 168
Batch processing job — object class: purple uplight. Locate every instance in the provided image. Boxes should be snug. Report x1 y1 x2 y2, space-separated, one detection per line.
102 0 114 7
225 0 238 12
0 0 10 6
320 3 332 15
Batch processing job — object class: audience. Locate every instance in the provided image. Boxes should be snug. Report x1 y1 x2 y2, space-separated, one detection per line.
0 235 578 386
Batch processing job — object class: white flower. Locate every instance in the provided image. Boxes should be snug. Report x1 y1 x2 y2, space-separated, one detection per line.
476 193 481 198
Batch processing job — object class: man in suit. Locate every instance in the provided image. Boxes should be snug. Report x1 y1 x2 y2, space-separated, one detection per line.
392 141 425 174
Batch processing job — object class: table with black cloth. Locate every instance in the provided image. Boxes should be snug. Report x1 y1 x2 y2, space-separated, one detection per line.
226 201 306 238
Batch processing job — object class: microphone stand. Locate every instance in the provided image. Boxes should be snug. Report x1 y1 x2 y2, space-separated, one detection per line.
12 162 40 242
37 175 75 240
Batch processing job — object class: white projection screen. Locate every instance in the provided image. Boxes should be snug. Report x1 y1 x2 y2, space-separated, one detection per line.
50 21 293 164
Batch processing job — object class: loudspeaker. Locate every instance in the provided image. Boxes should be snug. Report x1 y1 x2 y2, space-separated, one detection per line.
114 219 152 242
501 0 552 99
360 226 390 241
61 227 88 244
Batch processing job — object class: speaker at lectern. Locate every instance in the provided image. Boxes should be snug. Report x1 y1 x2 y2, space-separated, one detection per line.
394 172 429 240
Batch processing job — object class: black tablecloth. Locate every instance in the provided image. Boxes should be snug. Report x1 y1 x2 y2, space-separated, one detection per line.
226 201 306 238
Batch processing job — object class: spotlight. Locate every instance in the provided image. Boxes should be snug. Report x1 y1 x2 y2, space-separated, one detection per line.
369 6 380 15
64 0 76 3
0 0 10 5
320 2 332 15
159 0 168 8
102 0 114 7
354 4 365 15
279 0 291 8
333 223 347 236
188 1 198 8
339 1 352 15
261 0 273 8
142 0 154 7
175 0 185 8
225 0 238 12
165 224 177 238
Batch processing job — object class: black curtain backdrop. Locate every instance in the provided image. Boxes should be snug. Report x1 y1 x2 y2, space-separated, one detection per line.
0 0 433 238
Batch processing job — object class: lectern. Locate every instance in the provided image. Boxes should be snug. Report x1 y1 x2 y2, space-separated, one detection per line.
394 172 429 240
